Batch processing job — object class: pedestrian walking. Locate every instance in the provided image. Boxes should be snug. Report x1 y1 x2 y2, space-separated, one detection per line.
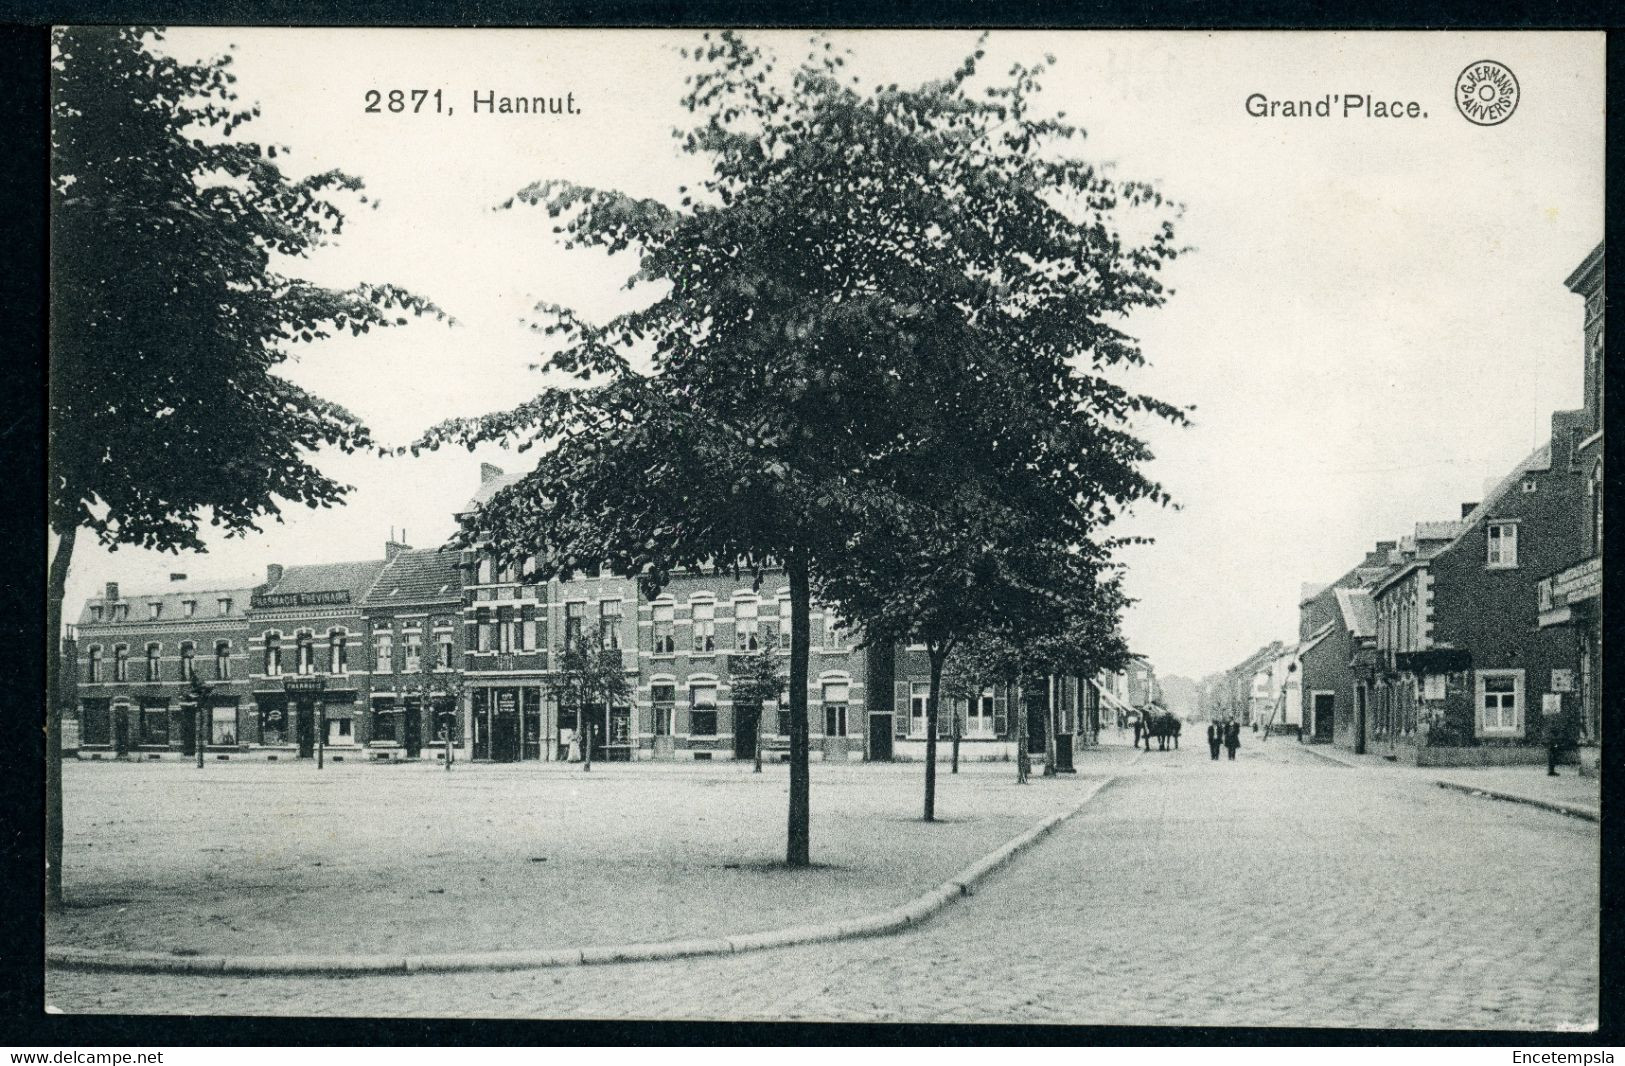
1225 718 1241 760
1542 699 1573 776
1171 717 1181 750
1132 715 1143 750
1207 720 1222 760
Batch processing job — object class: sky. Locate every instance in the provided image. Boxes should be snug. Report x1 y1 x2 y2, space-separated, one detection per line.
54 29 1605 681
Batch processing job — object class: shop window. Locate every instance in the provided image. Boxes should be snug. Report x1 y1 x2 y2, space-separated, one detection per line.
433 700 459 743
210 706 238 746
372 700 398 745
652 683 675 735
259 703 287 745
140 705 169 746
692 601 715 653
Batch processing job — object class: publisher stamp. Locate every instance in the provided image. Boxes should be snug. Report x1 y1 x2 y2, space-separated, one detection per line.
1455 59 1519 125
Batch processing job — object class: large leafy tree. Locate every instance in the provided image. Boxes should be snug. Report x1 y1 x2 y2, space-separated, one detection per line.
47 26 443 905
414 32 1183 865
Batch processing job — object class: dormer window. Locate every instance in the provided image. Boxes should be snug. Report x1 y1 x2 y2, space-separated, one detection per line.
90 605 103 623
149 603 162 620
116 603 130 621
218 597 233 616
183 600 196 618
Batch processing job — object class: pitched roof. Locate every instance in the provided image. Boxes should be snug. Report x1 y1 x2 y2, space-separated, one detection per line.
462 471 525 514
1334 587 1377 638
78 584 255 626
1443 443 1552 557
363 548 466 607
1414 520 1468 542
260 559 389 604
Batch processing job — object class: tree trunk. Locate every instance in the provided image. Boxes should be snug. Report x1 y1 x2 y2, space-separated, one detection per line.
46 524 76 910
785 556 811 867
951 702 961 775
924 649 945 822
1043 675 1058 777
1015 677 1030 785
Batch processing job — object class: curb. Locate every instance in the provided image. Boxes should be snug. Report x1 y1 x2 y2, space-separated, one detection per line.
1294 744 1360 769
1434 779 1599 823
48 776 1118 977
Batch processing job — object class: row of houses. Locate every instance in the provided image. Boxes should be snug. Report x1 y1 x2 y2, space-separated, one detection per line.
1287 242 1604 765
64 464 1164 767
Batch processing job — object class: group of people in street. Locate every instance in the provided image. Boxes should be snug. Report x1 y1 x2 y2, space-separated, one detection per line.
1207 718 1242 761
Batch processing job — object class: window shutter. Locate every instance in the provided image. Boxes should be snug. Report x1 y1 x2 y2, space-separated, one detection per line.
894 681 909 738
994 687 1008 738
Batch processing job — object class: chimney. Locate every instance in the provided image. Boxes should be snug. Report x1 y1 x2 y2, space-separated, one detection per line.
169 572 187 583
480 462 505 484
1460 502 1479 519
104 581 119 602
385 536 412 561
266 563 284 586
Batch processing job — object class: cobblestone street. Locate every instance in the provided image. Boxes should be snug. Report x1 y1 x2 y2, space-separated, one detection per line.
47 741 1598 1030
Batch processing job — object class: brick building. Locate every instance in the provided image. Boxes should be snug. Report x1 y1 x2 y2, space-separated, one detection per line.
246 554 391 759
72 575 254 758
1296 542 1396 746
361 546 467 761
1537 241 1604 745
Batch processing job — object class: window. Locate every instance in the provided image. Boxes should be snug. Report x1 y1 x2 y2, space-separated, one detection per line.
259 702 287 745
824 614 847 651
1477 670 1523 735
218 597 232 616
180 643 195 682
116 603 129 621
966 687 995 736
145 644 161 682
652 683 675 735
692 601 715 653
437 630 455 669
1522 478 1538 494
111 646 127 682
140 705 169 746
327 717 353 745
210 706 237 746
690 682 718 736
372 700 398 745
477 557 493 584
476 610 494 652
518 607 536 652
1486 522 1519 568
433 700 459 743
329 632 348 675
263 634 281 676
735 600 759 651
375 633 393 673
600 601 622 650
404 628 424 671
565 602 585 648
822 681 849 737
183 599 196 618
90 605 102 623
296 633 315 675
777 706 791 737
652 603 675 654
87 647 103 683
149 602 162 620
214 641 231 680
909 682 931 737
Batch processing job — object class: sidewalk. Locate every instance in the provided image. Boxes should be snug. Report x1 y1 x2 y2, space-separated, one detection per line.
1296 742 1600 821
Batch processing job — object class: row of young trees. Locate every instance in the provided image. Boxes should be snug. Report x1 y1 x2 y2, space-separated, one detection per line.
46 28 1184 904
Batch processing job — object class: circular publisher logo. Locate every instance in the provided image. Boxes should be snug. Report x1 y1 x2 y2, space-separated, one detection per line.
1455 60 1519 126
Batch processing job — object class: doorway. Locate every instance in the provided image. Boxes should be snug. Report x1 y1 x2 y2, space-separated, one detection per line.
295 701 315 758
868 713 893 761
179 703 198 757
1313 693 1335 741
734 706 759 760
404 700 422 758
580 704 607 762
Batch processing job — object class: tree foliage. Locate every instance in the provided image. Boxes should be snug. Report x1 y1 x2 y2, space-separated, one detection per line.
410 31 1185 861
46 25 444 905
543 619 635 771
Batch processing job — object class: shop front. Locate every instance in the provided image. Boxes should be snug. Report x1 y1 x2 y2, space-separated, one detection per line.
471 685 546 762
